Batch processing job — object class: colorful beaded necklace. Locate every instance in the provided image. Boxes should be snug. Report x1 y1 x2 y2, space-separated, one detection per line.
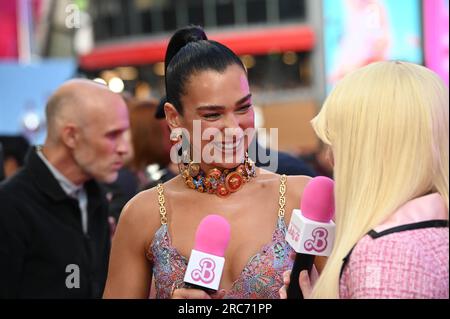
179 152 256 197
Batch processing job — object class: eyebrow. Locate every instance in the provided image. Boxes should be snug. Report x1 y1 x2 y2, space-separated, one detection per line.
196 94 252 111
235 93 252 105
105 126 128 135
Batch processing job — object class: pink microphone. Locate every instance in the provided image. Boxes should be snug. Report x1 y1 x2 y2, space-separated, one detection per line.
184 215 231 292
285 176 335 298
301 176 334 223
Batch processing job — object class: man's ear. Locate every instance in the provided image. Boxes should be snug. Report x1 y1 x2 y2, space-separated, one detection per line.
61 124 78 149
164 102 182 130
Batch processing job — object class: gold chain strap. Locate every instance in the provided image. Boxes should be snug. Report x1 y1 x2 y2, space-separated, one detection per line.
156 184 168 225
278 174 287 218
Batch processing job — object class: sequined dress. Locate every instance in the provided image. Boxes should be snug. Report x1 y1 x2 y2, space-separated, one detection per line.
146 175 294 299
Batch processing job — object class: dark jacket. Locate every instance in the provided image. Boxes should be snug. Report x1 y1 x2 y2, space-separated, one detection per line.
0 149 111 298
253 141 317 177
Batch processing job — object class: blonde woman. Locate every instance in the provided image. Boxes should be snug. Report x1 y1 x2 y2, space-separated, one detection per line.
281 61 449 298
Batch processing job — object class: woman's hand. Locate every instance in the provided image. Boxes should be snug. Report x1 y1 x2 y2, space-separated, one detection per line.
172 288 226 299
279 266 319 299
278 270 291 299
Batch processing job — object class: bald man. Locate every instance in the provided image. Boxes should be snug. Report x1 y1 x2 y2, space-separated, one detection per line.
0 79 130 298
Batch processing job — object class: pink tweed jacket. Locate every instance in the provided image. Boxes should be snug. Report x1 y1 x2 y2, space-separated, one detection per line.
339 193 449 299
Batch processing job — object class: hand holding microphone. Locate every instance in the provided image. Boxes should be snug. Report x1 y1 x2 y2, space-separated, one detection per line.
280 263 319 299
285 176 335 299
180 214 230 298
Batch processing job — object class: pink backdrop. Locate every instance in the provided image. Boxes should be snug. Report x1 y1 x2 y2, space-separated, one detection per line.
424 0 449 85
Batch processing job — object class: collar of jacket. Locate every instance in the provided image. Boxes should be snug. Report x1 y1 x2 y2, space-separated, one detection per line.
24 147 104 208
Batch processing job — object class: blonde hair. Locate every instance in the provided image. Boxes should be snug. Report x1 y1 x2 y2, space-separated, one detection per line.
310 61 449 298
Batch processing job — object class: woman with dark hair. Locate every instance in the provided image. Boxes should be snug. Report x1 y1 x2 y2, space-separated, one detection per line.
103 26 312 299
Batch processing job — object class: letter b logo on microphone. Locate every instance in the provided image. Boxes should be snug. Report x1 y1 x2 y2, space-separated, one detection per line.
304 227 328 253
184 249 225 290
286 209 335 257
191 258 216 284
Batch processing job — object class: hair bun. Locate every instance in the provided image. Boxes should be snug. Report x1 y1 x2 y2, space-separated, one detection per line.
165 25 208 71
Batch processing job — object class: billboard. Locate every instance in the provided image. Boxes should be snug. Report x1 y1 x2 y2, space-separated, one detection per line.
323 0 423 92
424 0 449 85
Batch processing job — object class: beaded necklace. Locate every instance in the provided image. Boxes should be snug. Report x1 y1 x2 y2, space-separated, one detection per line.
179 152 256 197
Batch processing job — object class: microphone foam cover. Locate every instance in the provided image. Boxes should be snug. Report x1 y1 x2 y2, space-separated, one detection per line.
300 176 335 223
194 214 231 257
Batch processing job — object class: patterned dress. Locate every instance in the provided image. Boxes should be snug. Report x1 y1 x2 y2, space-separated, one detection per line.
146 175 295 299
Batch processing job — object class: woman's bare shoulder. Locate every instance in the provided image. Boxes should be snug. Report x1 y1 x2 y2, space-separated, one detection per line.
285 175 311 202
256 168 311 187
286 174 311 191
255 168 283 182
122 187 158 219
117 186 164 248
119 177 184 238
254 170 311 210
